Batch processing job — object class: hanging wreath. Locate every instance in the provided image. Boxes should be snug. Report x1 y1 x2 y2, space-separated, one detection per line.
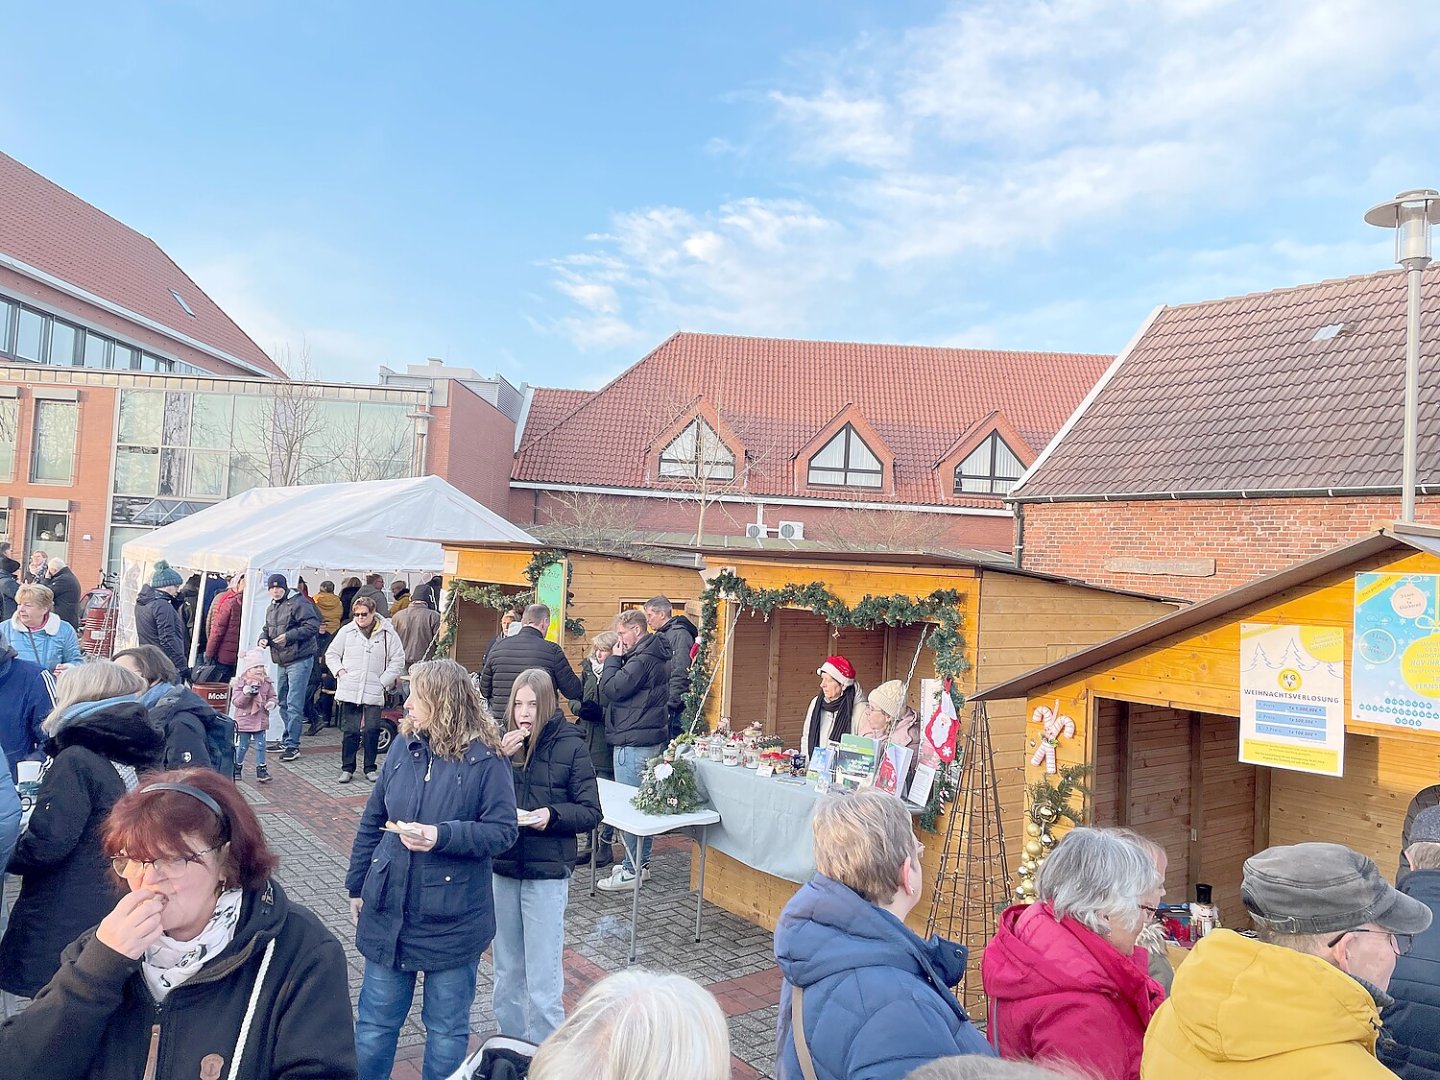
681 569 968 831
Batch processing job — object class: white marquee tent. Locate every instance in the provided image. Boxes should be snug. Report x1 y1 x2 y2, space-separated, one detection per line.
118 475 538 664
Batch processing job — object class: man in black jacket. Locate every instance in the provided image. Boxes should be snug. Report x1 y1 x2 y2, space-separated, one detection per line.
40 558 82 629
596 608 673 892
1383 806 1440 1078
479 603 583 718
258 573 322 763
135 560 189 672
0 554 19 622
644 595 698 739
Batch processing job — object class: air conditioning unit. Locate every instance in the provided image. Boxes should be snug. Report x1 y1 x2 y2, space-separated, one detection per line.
776 521 806 540
744 523 770 539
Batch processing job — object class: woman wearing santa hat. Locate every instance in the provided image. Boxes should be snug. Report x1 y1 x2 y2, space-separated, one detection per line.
800 656 867 756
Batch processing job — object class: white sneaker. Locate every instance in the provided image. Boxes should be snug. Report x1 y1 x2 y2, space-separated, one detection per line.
596 866 638 892
337 771 353 784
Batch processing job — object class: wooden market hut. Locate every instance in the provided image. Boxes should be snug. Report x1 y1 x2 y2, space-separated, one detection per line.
440 540 704 674
972 522 1440 924
681 545 1174 931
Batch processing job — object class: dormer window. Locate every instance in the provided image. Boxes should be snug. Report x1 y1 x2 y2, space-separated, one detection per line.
659 418 735 480
954 432 1023 494
808 424 883 488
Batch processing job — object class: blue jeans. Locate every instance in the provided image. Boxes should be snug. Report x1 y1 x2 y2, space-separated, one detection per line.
275 656 314 752
355 959 479 1080
613 743 662 874
491 875 569 1043
234 731 266 768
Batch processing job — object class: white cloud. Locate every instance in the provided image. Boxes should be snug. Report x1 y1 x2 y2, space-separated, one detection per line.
543 0 1440 354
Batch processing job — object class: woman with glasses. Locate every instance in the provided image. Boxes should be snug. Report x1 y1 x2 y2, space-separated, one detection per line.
0 661 162 1005
326 595 406 784
983 827 1167 1080
0 767 358 1078
775 790 993 1079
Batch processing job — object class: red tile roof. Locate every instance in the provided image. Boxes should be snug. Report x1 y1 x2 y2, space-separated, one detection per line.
1012 266 1440 500
0 151 284 378
514 333 1110 508
523 387 596 443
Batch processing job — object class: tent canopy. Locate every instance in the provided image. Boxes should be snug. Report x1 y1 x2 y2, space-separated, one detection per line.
118 475 538 662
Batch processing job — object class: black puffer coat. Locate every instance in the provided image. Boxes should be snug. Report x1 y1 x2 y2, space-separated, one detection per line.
0 697 163 997
135 585 189 671
0 878 358 1080
261 591 321 666
568 659 613 780
1381 869 1440 1078
599 632 672 748
656 614 698 716
145 684 214 771
493 711 600 880
42 567 82 629
479 626 584 719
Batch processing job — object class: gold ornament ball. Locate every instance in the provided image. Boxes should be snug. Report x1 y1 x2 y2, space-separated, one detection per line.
1025 821 1042 838
1024 840 1043 857
1018 880 1034 897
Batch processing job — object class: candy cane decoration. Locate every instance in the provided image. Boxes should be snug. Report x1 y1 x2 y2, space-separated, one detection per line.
1030 703 1075 774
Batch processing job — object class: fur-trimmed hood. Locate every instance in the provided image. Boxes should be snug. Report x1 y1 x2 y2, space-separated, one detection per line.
45 694 163 766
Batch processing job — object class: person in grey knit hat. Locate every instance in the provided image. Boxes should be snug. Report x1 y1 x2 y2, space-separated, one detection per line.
1381 806 1440 1078
134 559 188 671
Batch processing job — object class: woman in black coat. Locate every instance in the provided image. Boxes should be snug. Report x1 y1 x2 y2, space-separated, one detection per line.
491 668 600 1044
0 767 357 1079
113 645 214 771
0 661 163 998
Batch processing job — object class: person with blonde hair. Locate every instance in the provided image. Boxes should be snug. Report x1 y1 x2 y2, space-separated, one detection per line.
345 658 519 1080
491 668 600 1042
0 582 82 673
530 968 730 1080
776 790 993 1079
983 827 1166 1080
0 661 163 1002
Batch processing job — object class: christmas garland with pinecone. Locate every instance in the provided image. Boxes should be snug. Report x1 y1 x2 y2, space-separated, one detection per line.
631 736 706 815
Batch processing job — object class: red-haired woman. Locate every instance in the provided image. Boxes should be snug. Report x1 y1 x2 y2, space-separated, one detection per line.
0 768 358 1079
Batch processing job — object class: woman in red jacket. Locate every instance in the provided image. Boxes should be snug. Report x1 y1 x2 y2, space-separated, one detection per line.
981 827 1167 1080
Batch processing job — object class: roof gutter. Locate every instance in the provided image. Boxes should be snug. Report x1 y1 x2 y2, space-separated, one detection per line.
1008 484 1438 505
510 481 1013 517
0 251 278 379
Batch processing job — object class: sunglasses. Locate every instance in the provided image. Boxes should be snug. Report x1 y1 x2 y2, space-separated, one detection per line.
1327 928 1413 956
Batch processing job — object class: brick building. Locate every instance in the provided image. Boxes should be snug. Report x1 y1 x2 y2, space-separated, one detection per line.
1010 266 1440 600
0 151 518 590
510 332 1110 552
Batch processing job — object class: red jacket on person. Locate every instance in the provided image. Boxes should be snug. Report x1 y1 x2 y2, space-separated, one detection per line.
206 588 242 665
981 901 1166 1080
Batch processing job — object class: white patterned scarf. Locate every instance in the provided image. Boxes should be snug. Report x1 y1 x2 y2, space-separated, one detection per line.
141 888 244 1001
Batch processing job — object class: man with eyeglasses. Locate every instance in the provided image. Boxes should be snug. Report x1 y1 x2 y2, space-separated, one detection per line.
1381 807 1440 1078
1143 841 1432 1078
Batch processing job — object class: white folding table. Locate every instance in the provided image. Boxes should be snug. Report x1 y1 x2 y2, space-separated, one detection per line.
590 777 721 962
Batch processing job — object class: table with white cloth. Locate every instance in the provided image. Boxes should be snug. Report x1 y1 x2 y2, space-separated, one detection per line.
588 777 721 962
690 758 824 883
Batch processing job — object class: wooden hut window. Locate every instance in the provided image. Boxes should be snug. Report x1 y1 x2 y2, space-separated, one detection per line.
659 418 735 481
954 432 1023 495
807 424 883 489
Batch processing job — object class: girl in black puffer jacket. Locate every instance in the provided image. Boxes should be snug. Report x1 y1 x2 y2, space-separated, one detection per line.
491 668 600 1043
0 662 163 998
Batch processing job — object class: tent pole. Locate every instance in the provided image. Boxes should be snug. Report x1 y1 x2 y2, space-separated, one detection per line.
187 562 208 671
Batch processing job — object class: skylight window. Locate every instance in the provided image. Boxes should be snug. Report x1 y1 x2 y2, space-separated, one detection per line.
169 289 197 318
1312 323 1345 341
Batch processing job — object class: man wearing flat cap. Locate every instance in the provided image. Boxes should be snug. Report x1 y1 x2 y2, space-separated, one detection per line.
1142 841 1432 1078
1381 806 1440 1078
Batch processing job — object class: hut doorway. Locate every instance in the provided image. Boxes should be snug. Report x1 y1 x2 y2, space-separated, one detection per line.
1090 698 1266 923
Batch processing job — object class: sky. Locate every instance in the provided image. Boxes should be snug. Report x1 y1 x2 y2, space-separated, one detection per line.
4 1 1440 388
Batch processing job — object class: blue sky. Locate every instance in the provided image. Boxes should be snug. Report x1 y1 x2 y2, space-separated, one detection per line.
4 1 1439 387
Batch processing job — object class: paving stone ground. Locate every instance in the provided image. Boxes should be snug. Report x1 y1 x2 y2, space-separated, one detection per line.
251 728 781 1079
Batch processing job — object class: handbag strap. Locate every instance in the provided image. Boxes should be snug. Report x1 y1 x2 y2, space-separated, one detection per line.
226 937 276 1080
791 983 819 1080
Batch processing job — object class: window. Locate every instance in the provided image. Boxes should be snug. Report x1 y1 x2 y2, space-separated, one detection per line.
0 398 15 480
48 320 78 365
15 309 42 361
31 400 78 483
113 344 138 370
82 330 110 368
169 289 197 318
659 418 735 481
0 299 14 353
954 432 1024 495
807 424 882 488
26 511 69 570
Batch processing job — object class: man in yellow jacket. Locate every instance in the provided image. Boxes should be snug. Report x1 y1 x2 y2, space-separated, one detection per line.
1143 842 1432 1078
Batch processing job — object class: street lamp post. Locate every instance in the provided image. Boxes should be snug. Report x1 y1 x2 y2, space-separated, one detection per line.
1365 189 1440 523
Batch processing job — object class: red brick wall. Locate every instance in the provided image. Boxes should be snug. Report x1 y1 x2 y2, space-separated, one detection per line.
427 382 516 515
1018 495 1439 600
1 268 264 378
1 381 117 591
508 488 1015 551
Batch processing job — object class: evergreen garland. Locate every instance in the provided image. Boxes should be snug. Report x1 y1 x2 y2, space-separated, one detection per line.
433 550 569 659
1025 762 1093 827
681 570 969 831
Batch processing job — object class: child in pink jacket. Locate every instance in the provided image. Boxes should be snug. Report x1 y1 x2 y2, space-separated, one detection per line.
231 647 278 783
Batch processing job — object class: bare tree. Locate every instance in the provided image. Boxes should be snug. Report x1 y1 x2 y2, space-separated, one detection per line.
533 489 648 555
817 507 943 552
652 397 772 545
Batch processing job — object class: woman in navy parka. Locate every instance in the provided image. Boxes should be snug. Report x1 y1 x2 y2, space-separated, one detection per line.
346 659 518 1080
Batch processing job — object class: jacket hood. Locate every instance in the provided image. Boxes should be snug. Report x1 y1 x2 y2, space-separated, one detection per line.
632 630 673 664
8 611 65 636
46 695 164 764
663 615 699 637
181 878 294 987
1161 928 1383 1063
776 874 967 1006
135 584 172 606
984 902 1155 1003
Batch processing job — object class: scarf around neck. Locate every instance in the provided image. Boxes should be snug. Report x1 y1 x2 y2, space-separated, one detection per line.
142 888 244 1001
805 683 857 752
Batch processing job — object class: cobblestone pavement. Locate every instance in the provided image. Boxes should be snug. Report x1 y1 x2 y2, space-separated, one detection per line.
249 728 781 1079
